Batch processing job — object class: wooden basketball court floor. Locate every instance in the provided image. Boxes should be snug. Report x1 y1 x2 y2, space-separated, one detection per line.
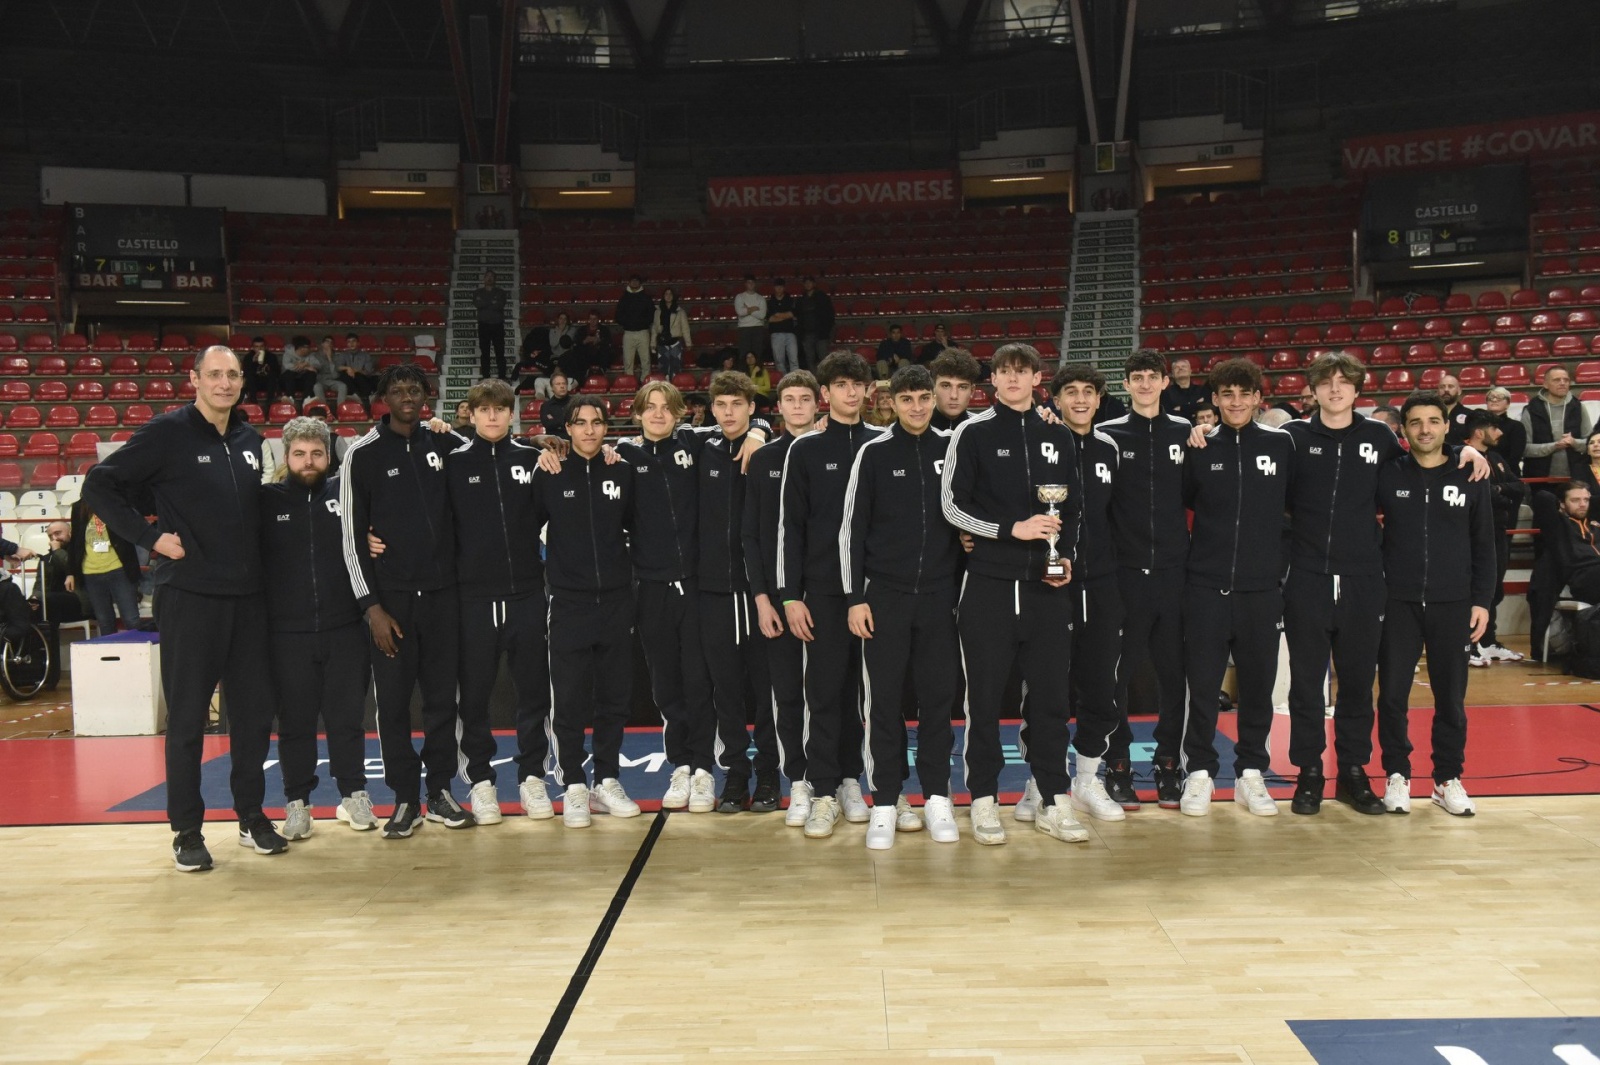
1 639 1598 1065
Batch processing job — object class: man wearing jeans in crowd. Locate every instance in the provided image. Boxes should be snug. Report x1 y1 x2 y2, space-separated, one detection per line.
67 497 142 635
767 278 799 375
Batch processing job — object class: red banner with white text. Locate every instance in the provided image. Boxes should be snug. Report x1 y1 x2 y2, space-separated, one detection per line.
1342 112 1600 175
706 170 959 216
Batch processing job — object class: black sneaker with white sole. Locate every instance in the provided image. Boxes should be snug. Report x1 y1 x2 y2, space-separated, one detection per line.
750 772 781 813
384 801 424 839
717 776 749 813
238 815 289 855
173 829 213 872
1154 760 1183 809
426 791 475 829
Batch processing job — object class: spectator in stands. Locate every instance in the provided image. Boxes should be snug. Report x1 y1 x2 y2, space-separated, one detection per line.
1527 481 1600 661
734 275 768 360
653 287 692 378
684 392 710 428
243 336 277 400
279 335 318 401
865 380 896 427
1436 374 1469 441
614 274 655 378
744 352 773 399
452 399 477 442
68 498 141 637
0 535 37 637
1161 357 1207 419
1370 406 1401 437
1572 432 1600 496
919 323 950 364
474 271 509 380
1523 364 1591 486
546 311 577 359
23 521 89 690
797 276 835 371
1484 386 1526 476
1192 403 1218 430
876 323 913 373
573 311 613 380
513 336 554 398
540 370 573 439
767 279 799 376
336 333 375 403
308 336 349 410
1460 410 1528 666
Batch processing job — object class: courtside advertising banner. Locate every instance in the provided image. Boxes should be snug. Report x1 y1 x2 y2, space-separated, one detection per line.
706 170 958 216
1342 111 1600 174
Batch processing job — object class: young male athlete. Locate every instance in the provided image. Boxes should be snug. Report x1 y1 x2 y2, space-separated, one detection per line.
929 348 981 434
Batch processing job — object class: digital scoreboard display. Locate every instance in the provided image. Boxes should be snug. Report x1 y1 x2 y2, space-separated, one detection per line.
1361 164 1528 263
68 205 227 293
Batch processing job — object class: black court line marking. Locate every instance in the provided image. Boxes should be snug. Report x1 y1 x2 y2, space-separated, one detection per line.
528 809 669 1065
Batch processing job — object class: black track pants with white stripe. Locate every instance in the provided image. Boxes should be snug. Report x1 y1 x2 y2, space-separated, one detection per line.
763 624 808 782
799 591 865 796
548 592 634 786
370 587 463 806
458 591 549 785
861 580 958 806
700 590 776 781
636 579 716 774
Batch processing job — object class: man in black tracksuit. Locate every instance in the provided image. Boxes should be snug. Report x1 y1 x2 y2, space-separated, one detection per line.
1462 410 1528 662
1374 391 1496 816
942 343 1087 844
1097 350 1193 807
83 345 282 871
844 365 962 846
695 373 781 812
1179 358 1296 816
340 365 481 837
260 418 372 837
447 379 552 824
779 352 884 836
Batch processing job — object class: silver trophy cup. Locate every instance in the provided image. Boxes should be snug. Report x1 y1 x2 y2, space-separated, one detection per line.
1036 484 1070 579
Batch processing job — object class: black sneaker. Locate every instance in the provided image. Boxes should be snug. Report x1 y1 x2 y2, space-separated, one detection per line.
238 815 289 855
384 801 424 839
1104 762 1140 811
1153 760 1183 809
750 772 781 813
717 775 749 813
426 790 476 829
1334 768 1387 815
1290 769 1325 815
173 829 213 872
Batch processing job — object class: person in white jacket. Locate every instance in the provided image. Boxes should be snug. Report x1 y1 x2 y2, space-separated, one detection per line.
652 288 693 377
733 275 767 361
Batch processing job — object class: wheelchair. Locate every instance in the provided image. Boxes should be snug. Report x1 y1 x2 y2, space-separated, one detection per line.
0 621 50 700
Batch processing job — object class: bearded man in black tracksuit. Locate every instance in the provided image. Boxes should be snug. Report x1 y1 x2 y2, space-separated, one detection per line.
843 365 963 850
1097 349 1192 809
1374 391 1496 819
341 364 482 838
941 342 1088 847
1179 357 1296 819
261 417 374 842
779 351 884 839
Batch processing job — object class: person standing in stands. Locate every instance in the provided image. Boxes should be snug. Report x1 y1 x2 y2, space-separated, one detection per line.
734 275 768 361
779 351 883 838
796 276 835 372
474 271 509 381
744 370 823 825
1483 386 1526 476
539 370 574 440
83 344 285 871
844 365 963 849
1461 410 1527 667
1374 391 1496 817
340 364 482 838
1161 357 1207 420
260 417 375 840
652 287 692 379
614 274 655 379
67 497 142 636
766 279 800 376
1523 363 1591 486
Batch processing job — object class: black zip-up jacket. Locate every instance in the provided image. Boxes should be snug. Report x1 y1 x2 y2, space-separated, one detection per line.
930 409 969 436
1376 454 1496 607
698 427 757 594
447 435 547 600
767 293 798 335
797 289 834 336
1281 412 1404 577
743 433 797 599
531 452 636 600
617 428 708 584
614 287 655 333
260 475 360 632
1097 409 1192 572
778 419 887 599
339 418 461 611
1070 425 1120 587
1183 420 1296 593
941 404 1083 582
83 404 265 596
842 423 961 605
1485 447 1528 531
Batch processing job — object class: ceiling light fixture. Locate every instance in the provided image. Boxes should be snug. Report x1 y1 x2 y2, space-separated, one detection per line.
990 176 1045 183
558 189 613 196
369 189 426 196
1409 260 1486 270
114 299 190 305
1175 164 1235 173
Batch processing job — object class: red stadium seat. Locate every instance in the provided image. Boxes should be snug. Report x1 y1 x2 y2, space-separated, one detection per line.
24 431 60 456
1494 365 1531 387
1574 361 1600 384
1530 312 1564 332
84 405 117 427
1419 368 1445 389
35 355 66 375
65 431 100 457
122 404 154 426
1456 366 1490 389
0 433 18 458
107 355 140 375
1368 344 1402 367
611 374 640 394
5 405 41 428
124 333 157 352
143 381 175 400
1275 373 1307 396
45 405 79 428
1515 337 1550 358
0 463 21 489
70 356 103 376
1405 343 1438 365
0 380 28 401
336 400 368 421
1477 339 1511 361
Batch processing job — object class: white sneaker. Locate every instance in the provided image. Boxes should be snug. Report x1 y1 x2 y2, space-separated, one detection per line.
804 795 840 838
662 766 691 810
785 781 814 827
836 780 870 823
1036 795 1091 842
469 780 503 825
1468 649 1490 668
865 806 896 850
1383 773 1411 814
590 777 641 818
1479 642 1524 662
520 777 555 820
970 796 1007 845
1431 778 1476 816
1179 771 1214 817
1070 775 1127 822
688 769 716 814
1232 769 1279 817
894 796 923 832
562 783 592 828
283 799 313 841
1013 777 1042 822
924 796 959 843
336 791 378 831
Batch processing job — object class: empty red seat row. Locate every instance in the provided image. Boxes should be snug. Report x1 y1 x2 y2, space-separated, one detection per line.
236 306 445 329
0 460 83 489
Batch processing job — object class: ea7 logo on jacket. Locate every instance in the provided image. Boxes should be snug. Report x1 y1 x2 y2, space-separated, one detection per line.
1255 455 1278 476
426 452 444 471
602 480 622 501
893 468 907 477
511 466 532 485
1040 441 1060 464
1094 462 1111 484
468 475 482 484
1443 485 1466 507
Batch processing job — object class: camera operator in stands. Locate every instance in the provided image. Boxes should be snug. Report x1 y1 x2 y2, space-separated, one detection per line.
1527 480 1600 661
1460 410 1528 666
